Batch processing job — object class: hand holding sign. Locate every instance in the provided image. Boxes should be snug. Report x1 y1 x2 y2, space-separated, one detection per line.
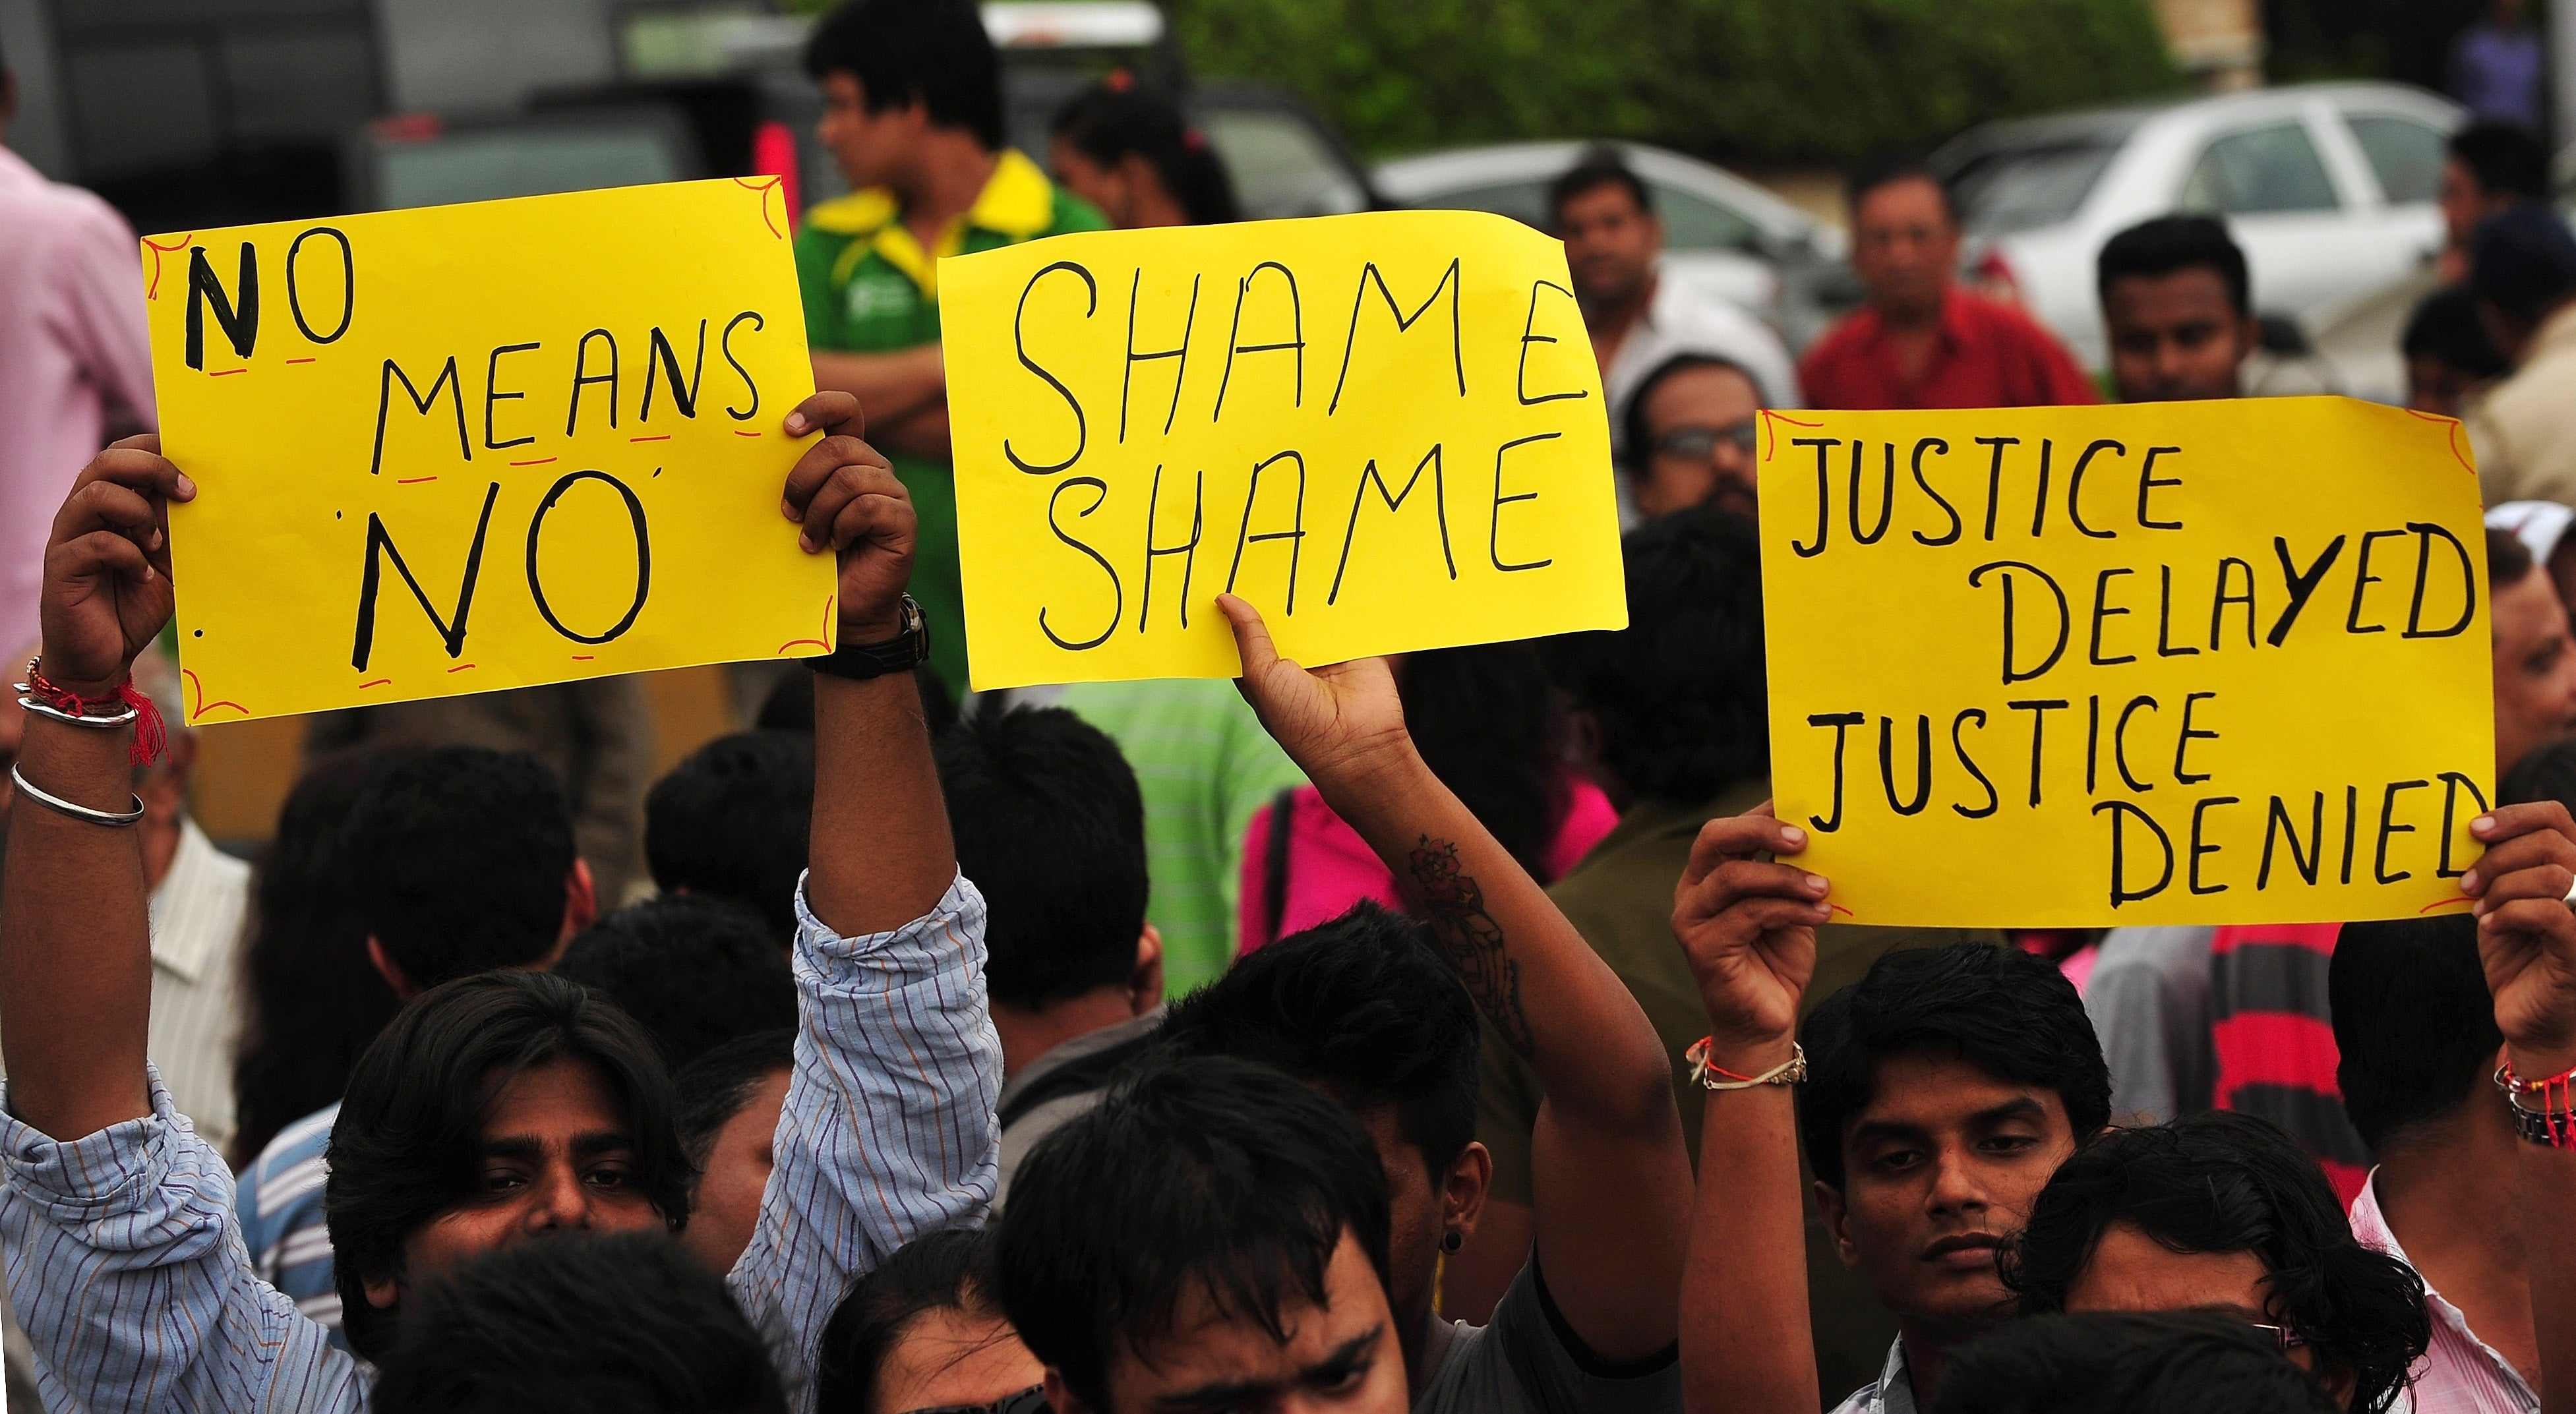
779 392 915 643
38 438 195 699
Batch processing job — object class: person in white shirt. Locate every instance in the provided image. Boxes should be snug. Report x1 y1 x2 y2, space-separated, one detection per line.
1549 147 1799 468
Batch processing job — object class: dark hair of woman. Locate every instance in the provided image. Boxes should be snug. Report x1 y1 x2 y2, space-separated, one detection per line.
1050 82 1241 225
1398 641 1571 885
228 748 407 1169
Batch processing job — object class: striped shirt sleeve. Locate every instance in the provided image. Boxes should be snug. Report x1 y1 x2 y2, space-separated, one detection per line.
729 870 1000 1413
1 1068 363 1413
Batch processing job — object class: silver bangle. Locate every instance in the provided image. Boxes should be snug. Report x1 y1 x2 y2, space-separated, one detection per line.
15 694 139 730
8 763 145 827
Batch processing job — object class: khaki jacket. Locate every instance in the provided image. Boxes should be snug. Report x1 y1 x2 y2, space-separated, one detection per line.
2470 302 2576 507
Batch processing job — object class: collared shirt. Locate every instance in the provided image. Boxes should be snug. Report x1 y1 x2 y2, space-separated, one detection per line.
1602 276 1801 456
2467 302 2576 509
1828 1336 1919 1414
235 1101 344 1339
1 871 998 1414
0 144 158 661
2349 1173 2540 1414
1797 287 2099 412
146 817 251 1154
792 151 1107 693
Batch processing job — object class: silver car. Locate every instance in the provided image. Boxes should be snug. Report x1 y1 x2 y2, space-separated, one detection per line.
1934 82 2463 374
1372 140 1855 349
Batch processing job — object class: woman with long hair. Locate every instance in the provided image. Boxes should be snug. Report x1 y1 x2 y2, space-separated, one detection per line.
1048 80 1241 228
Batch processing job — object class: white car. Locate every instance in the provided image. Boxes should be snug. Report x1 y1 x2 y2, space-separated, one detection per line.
1933 82 2462 374
1372 140 1855 350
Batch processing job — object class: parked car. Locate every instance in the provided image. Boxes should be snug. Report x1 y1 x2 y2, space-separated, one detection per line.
1932 82 2463 373
1371 140 1857 351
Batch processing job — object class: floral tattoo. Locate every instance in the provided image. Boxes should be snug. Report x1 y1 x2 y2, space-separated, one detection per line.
1408 835 1533 1057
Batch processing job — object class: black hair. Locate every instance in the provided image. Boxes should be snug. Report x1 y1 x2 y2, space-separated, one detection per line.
371 1231 785 1414
1796 942 2111 1191
1846 154 1954 225
756 664 957 738
2503 736 2576 811
995 1055 1394 1413
2004 1111 2430 1414
673 1027 796 1174
645 730 813 943
1052 82 1241 225
938 705 1149 1009
804 0 1004 150
2401 284 2510 378
2097 214 2250 316
816 1227 1008 1414
229 748 408 1169
2330 916 2501 1153
1621 351 1758 471
2469 202 2576 328
1547 145 1653 225
342 746 576 990
327 970 693 1360
1156 901 1479 1178
551 896 798 1073
1399 642 1573 885
2451 119 2550 203
2490 523 2536 588
1546 506 1767 805
1930 1310 2342 1414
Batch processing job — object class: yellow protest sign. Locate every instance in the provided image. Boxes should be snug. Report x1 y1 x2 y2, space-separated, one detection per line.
1759 398 2493 928
144 179 833 725
940 210 1626 690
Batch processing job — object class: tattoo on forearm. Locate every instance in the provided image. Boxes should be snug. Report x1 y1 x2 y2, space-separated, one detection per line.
1408 835 1534 1057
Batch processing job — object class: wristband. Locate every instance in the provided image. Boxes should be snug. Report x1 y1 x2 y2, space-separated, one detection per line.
1685 1037 1806 1091
2497 1059 2576 1149
17 660 165 765
808 596 930 684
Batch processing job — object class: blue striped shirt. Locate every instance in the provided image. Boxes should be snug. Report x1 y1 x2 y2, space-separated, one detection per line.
237 1100 345 1341
0 872 998 1413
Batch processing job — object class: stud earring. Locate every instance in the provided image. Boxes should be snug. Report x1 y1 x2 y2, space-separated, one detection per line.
1441 1231 1464 1253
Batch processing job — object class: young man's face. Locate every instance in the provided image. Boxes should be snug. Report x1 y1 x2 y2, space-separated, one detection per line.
2492 564 2576 775
1346 1105 1485 1350
2103 267 2255 403
1069 1229 1408 1414
1637 363 1761 519
880 1305 1046 1411
1558 182 1661 312
1851 178 1960 320
365 1057 665 1310
1817 1051 2078 1339
683 1065 791 1274
818 72 924 192
2063 1222 2335 1391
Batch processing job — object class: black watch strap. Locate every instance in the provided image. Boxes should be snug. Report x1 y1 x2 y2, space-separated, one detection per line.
808 595 932 682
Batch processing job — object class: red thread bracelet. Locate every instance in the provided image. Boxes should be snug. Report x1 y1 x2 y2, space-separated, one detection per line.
22 663 165 767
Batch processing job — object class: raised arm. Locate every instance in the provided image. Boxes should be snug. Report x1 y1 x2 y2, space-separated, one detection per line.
1 439 189 1142
1220 596 1691 1362
1668 805 1827 1414
810 347 945 431
729 392 998 1406
2461 802 2576 1414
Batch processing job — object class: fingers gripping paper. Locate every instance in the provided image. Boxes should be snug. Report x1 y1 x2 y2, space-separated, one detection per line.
142 179 833 724
1758 399 2494 928
940 211 1627 689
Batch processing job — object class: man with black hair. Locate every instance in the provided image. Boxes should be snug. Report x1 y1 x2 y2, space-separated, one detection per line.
2486 524 2576 779
2333 916 2540 1411
674 1029 795 1274
1546 148 1796 464
1460 508 1985 1394
2406 285 2511 417
936 705 1162 1202
2095 214 2257 403
1800 159 2095 411
371 1231 787 1414
818 1227 1042 1413
237 742 603 1339
1621 351 1763 520
647 730 814 942
2464 203 2576 506
1929 1311 2343 1414
2440 121 2550 281
554 896 798 1070
0 390 1001 1411
996 1055 1411 1414
795 0 1106 693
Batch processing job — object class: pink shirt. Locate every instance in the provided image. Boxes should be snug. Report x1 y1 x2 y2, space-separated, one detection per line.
2349 1171 2540 1414
1236 773 1620 955
0 145 157 659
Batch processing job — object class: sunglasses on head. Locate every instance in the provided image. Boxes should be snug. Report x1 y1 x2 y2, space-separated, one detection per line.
898 1388 1050 1414
1651 422 1760 461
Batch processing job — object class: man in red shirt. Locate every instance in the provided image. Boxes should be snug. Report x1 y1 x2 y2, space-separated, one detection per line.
1800 161 2099 411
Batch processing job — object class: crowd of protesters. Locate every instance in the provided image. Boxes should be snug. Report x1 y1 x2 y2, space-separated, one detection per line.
5 2 2576 1412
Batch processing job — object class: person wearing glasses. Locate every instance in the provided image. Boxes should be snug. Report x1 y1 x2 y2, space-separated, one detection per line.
1621 351 1763 523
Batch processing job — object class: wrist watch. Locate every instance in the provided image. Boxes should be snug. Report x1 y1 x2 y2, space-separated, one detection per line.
808 594 931 683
